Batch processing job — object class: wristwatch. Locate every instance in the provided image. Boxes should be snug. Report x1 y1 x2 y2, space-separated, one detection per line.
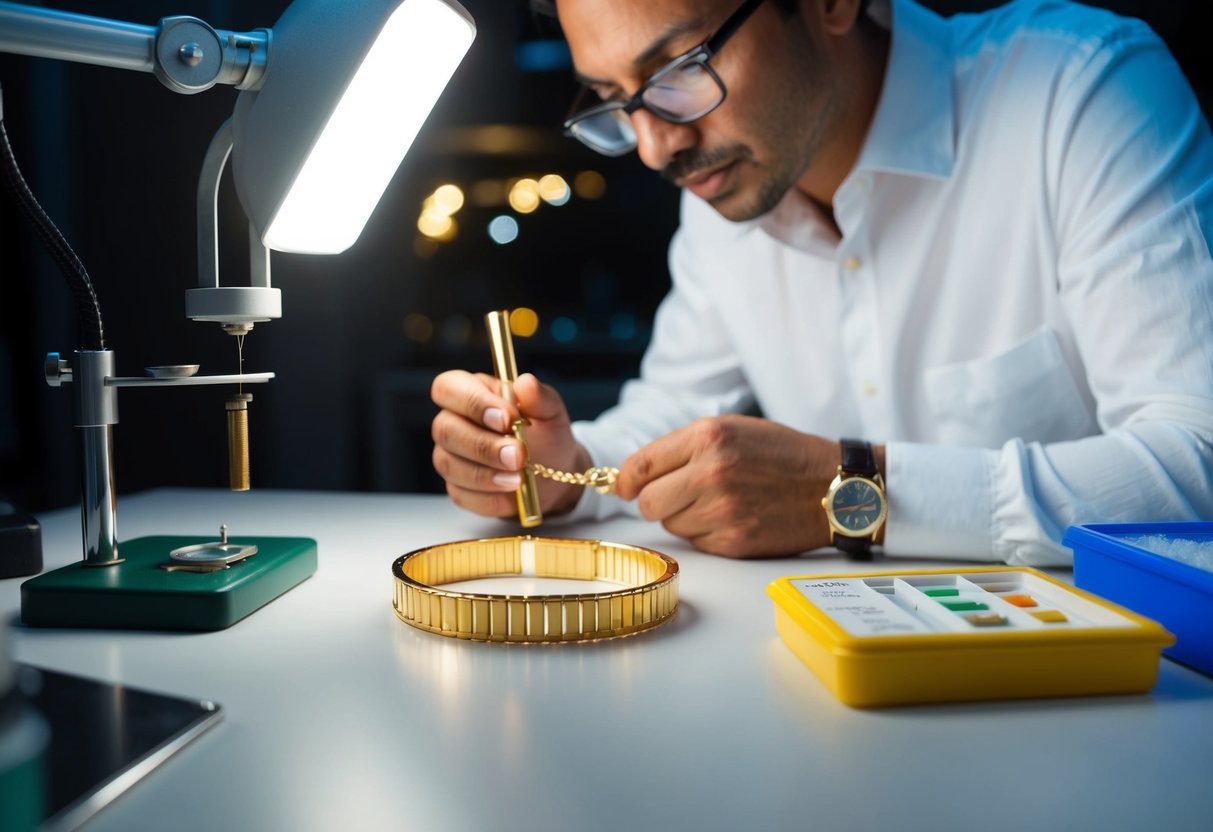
821 438 887 560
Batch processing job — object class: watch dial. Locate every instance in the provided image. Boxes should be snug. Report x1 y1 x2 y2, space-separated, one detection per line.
831 479 883 532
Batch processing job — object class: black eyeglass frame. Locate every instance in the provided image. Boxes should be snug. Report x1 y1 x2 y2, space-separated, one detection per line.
561 0 766 154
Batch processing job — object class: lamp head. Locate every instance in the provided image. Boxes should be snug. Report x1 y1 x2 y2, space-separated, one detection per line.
232 0 475 255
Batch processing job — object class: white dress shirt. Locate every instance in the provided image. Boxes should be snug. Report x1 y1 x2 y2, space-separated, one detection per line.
570 0 1213 565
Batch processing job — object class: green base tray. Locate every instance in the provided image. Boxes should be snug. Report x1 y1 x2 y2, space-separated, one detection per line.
20 535 317 631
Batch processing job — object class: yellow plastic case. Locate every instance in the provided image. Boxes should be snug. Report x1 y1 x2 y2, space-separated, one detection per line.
768 567 1174 707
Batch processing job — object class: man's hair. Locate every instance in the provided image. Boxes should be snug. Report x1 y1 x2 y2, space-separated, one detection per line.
529 0 804 19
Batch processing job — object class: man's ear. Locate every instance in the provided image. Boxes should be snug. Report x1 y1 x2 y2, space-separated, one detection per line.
819 0 866 35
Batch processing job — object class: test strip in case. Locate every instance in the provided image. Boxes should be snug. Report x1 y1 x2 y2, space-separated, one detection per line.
767 567 1173 707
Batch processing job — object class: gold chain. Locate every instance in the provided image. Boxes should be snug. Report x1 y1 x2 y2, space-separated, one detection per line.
529 462 619 495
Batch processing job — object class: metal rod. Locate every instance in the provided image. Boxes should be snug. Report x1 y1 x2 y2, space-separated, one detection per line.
106 372 273 388
0 3 269 93
196 119 233 291
79 425 120 565
73 350 121 566
0 2 155 74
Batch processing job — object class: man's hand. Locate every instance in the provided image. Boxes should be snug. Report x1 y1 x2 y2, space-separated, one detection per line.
430 371 589 518
615 415 846 558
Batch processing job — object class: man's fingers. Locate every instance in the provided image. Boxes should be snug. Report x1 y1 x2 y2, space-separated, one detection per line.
615 425 699 501
621 436 698 521
443 479 519 519
432 445 522 492
624 462 697 521
431 369 515 431
431 409 524 471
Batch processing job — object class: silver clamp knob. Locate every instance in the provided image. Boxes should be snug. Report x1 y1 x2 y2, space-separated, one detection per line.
44 352 72 387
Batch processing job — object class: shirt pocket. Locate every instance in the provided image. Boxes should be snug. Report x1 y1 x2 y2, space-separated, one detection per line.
923 325 1097 448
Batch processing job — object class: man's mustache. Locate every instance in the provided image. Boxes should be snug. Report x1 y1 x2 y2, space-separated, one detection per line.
661 145 751 185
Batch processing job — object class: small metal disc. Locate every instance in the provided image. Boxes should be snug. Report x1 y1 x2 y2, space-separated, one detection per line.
145 364 200 378
169 541 257 564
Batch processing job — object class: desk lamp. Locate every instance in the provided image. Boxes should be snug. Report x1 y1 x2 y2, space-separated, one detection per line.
1 0 476 629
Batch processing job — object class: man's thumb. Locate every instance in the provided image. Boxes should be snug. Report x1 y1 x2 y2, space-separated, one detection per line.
515 373 568 422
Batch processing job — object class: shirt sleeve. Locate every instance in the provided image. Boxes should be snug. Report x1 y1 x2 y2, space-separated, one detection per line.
569 208 757 521
887 20 1213 565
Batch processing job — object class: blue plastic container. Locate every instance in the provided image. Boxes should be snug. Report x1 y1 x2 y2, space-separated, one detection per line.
1063 522 1213 676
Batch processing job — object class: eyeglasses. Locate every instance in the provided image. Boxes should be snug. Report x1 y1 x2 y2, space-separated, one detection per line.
562 0 766 157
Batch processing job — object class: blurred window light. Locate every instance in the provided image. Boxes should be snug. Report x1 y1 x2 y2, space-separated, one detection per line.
488 215 519 244
551 316 578 343
510 307 540 338
572 170 606 200
508 178 541 214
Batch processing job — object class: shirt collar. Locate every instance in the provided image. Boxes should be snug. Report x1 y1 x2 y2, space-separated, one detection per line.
855 0 956 179
755 0 957 253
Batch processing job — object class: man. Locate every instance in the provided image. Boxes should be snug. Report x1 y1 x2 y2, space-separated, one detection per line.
430 0 1213 564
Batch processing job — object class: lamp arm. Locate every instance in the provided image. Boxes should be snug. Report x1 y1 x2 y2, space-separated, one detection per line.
185 119 280 329
0 2 269 94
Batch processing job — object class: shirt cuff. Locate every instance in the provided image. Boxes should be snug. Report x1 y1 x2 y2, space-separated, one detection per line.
884 441 1000 561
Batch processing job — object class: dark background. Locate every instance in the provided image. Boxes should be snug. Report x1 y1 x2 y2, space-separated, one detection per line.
1 0 1209 513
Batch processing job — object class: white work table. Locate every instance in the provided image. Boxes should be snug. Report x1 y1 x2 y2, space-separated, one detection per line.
4 488 1212 831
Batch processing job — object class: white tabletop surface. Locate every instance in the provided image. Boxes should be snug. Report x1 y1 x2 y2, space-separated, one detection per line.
4 488 1213 832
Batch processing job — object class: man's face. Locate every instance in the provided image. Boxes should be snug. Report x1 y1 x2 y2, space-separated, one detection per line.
557 0 844 221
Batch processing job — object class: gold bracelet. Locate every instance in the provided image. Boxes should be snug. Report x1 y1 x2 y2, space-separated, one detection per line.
392 536 679 643
529 462 619 495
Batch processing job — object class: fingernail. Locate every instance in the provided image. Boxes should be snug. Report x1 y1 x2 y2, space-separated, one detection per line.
499 445 519 469
484 407 508 432
493 472 521 489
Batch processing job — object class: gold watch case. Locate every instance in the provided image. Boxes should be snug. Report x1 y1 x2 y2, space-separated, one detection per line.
821 467 888 539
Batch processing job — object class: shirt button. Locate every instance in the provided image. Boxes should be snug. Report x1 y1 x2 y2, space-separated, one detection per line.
855 174 872 192
843 256 862 271
861 382 878 397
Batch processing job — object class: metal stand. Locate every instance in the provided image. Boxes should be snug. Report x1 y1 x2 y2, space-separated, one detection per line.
44 352 271 567
41 117 279 568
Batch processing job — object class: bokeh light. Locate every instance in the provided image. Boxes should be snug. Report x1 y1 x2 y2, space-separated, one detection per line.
550 316 578 343
487 215 519 244
417 211 456 241
416 183 465 242
538 174 570 206
432 183 464 214
510 307 539 338
403 313 435 343
573 170 606 200
508 178 541 214
608 312 638 341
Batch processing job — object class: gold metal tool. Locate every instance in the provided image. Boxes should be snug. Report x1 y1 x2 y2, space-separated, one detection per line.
485 310 543 527
226 393 252 491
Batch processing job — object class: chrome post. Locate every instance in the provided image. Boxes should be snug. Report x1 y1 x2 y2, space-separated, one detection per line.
73 350 122 566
